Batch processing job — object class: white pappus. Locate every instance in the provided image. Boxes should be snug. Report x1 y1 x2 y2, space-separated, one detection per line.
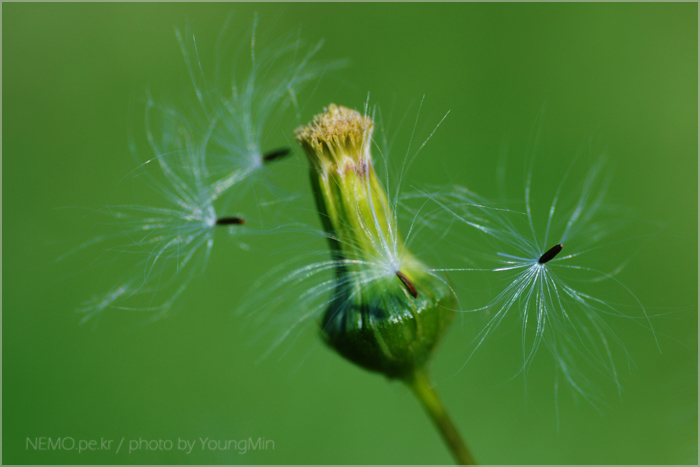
66 16 337 323
421 149 659 410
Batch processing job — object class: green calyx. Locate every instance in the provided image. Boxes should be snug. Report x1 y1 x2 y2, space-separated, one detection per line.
296 104 455 380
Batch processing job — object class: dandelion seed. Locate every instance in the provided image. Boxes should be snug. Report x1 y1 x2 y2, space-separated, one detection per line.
396 270 419 298
422 152 656 408
538 243 563 264
69 17 336 322
215 216 247 225
262 147 292 163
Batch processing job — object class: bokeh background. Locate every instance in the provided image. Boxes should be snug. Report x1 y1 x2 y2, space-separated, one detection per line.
3 3 697 464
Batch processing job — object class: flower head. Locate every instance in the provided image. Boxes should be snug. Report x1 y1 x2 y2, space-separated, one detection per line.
293 104 455 379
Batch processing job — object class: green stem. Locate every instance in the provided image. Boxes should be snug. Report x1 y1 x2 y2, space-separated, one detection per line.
405 368 477 465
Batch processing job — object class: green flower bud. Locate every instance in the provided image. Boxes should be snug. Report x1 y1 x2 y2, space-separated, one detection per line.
296 104 455 380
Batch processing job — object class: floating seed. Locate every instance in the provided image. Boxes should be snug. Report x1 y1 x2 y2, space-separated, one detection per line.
215 216 247 226
262 147 292 163
396 270 418 298
538 243 563 264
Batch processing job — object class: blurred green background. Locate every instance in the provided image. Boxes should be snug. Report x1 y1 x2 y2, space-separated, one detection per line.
3 3 697 464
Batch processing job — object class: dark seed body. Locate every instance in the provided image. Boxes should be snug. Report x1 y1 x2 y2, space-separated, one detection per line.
538 243 563 264
396 270 418 298
215 216 246 226
262 148 291 163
